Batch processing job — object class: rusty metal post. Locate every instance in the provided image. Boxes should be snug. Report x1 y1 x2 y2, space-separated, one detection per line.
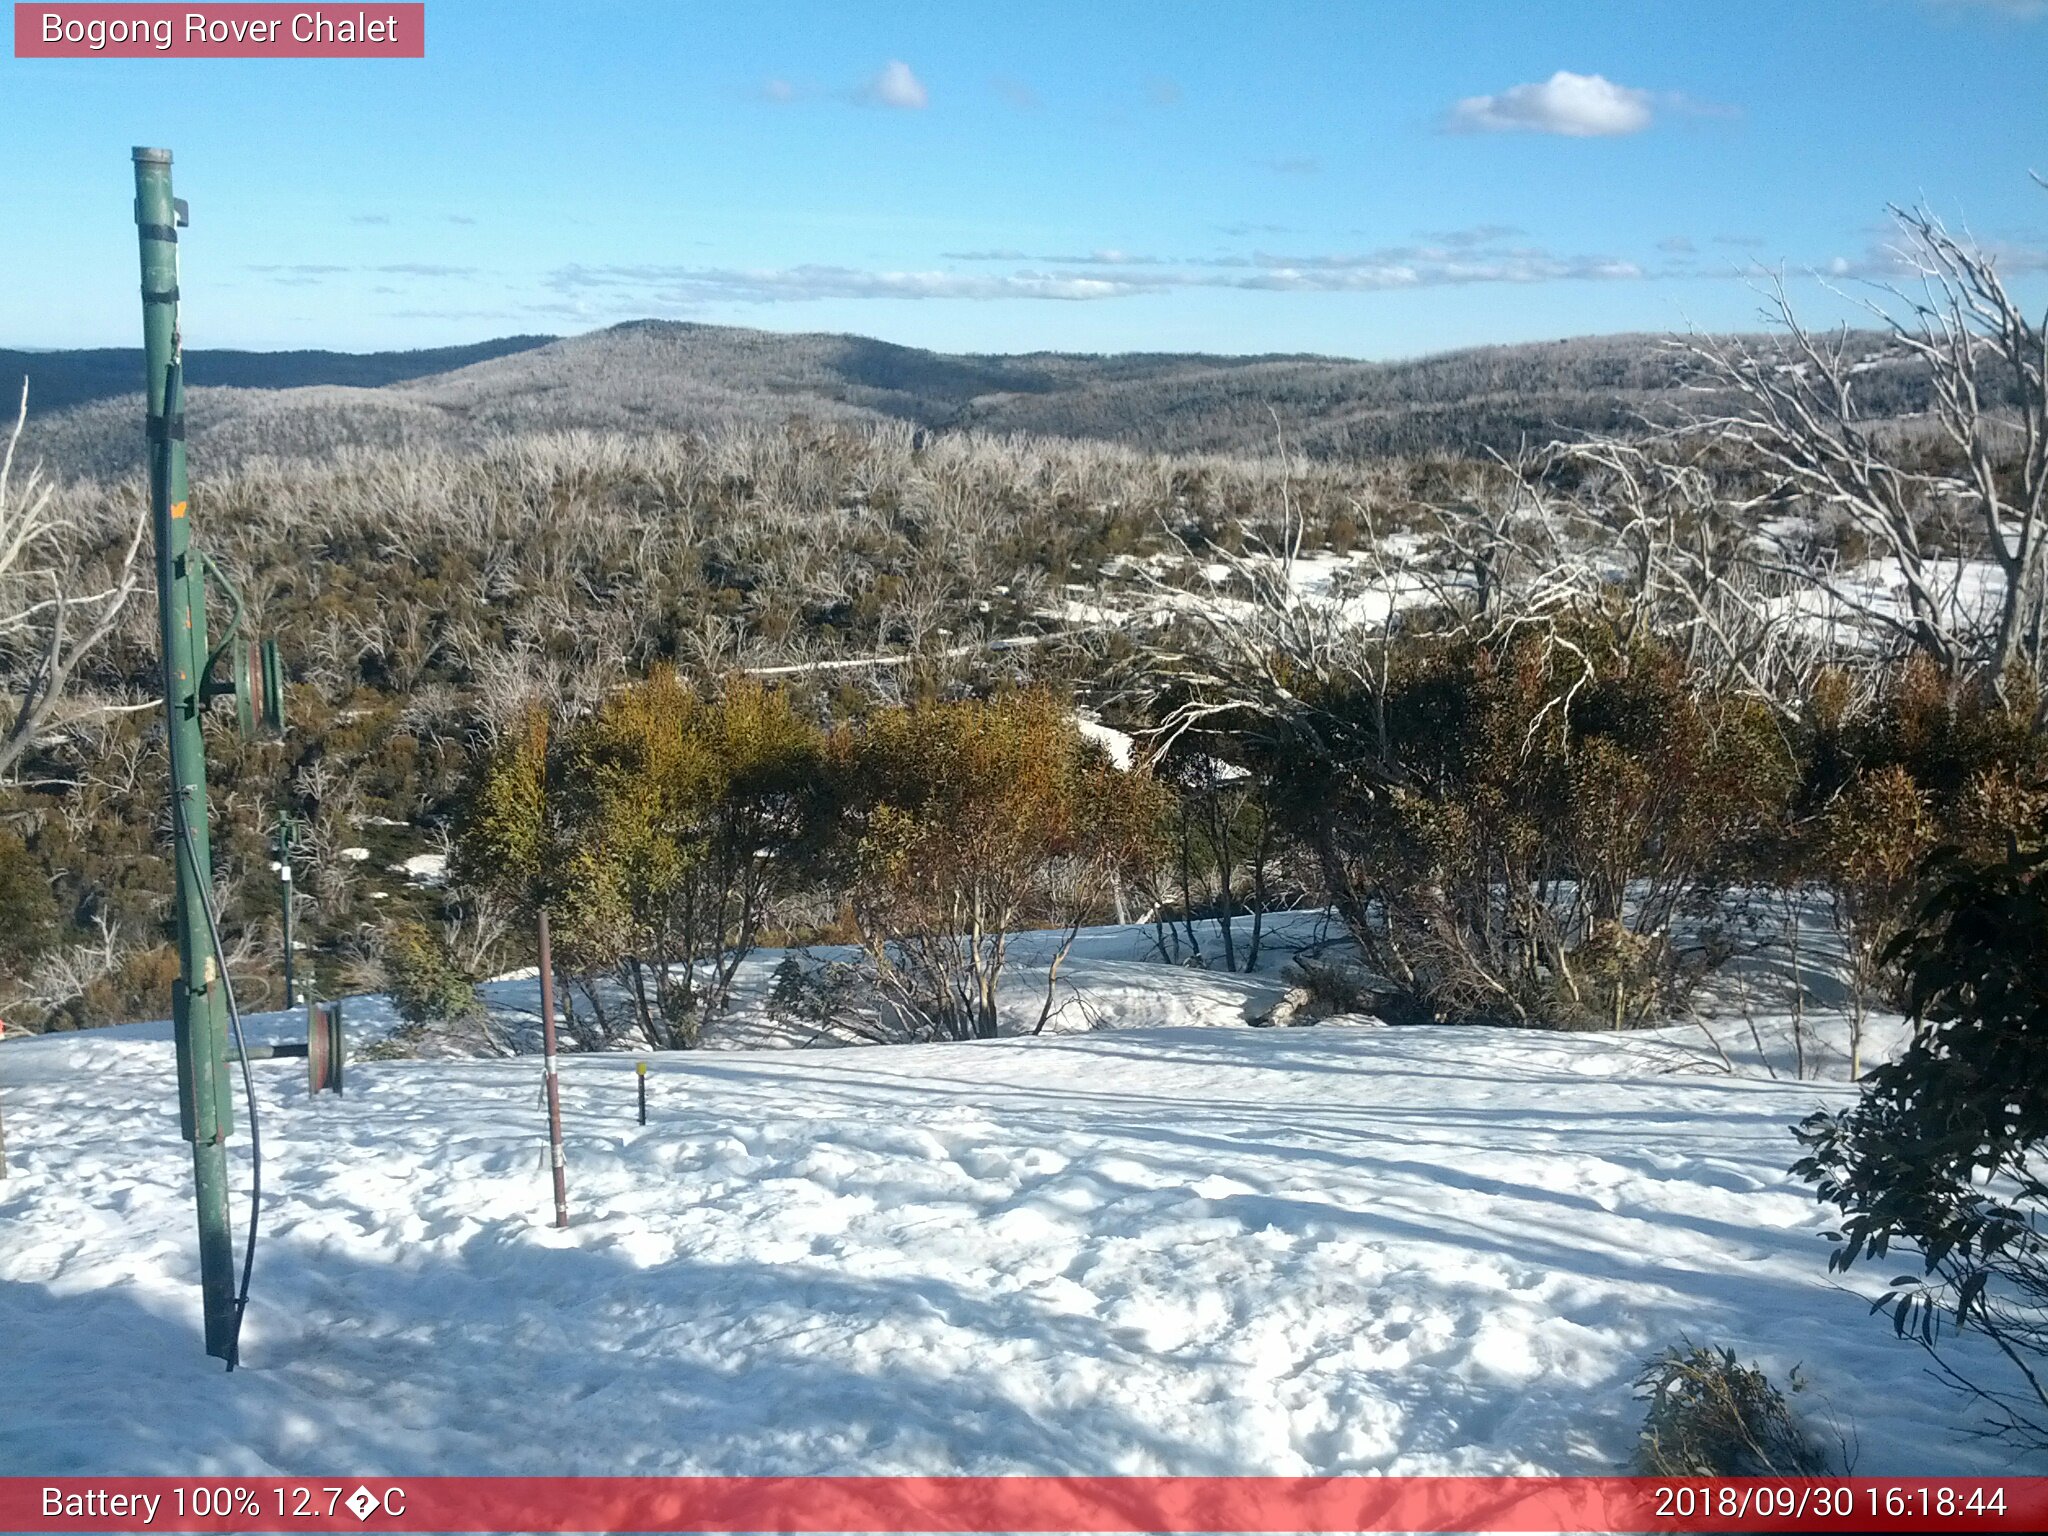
305 1001 343 1095
536 909 570 1228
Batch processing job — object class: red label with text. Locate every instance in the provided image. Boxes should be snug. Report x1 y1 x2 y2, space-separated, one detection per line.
14 4 424 58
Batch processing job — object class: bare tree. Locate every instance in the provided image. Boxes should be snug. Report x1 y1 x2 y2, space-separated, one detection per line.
1532 437 1820 723
0 382 147 781
1686 202 2047 717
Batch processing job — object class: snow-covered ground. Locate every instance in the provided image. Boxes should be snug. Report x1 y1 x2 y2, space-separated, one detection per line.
443 916 1319 1057
1 932 2033 1479
1762 553 2006 654
1045 523 2013 681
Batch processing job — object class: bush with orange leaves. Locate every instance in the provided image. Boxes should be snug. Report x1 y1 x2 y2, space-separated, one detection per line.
836 689 1167 1041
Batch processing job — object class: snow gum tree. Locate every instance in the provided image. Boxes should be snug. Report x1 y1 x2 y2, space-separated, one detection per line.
1203 619 1796 1028
554 670 831 1046
1151 739 1282 974
837 689 1166 1040
1798 657 2048 1069
454 676 833 1049
1689 201 2048 716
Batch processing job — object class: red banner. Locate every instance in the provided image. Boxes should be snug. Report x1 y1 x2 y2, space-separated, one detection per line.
2 1477 2045 1533
13 4 424 58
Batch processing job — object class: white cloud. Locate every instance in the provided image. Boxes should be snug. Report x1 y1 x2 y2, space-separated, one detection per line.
860 60 928 110
1228 252 1643 290
376 263 478 278
548 240 1648 306
553 264 1130 303
1820 237 2048 281
1045 249 1162 266
1447 71 1654 137
1424 224 1525 248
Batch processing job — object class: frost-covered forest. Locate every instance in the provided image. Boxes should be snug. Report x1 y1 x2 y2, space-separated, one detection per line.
4 208 2042 1052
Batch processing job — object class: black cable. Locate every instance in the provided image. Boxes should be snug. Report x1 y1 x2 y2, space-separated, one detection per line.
172 787 262 1373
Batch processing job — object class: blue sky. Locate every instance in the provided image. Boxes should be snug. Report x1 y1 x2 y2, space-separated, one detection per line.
2 0 2044 358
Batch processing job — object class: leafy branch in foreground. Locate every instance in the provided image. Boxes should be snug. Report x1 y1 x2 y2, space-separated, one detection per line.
1793 821 2048 1451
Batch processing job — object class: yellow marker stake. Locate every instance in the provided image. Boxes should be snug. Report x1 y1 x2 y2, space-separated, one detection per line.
636 1061 648 1125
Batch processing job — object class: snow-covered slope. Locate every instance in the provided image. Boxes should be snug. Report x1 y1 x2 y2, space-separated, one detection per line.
0 1000 2028 1476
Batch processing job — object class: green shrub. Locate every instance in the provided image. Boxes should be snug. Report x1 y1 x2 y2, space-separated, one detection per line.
1260 623 1795 1027
766 953 870 1037
1794 826 2048 1452
351 1023 430 1061
381 920 481 1026
837 689 1167 1040
0 829 58 973
1633 1342 1830 1475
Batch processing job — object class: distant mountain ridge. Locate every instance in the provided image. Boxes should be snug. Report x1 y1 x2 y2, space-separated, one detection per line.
10 319 1919 480
1 336 557 417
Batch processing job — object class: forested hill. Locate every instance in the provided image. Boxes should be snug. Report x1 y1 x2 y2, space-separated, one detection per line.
0 336 556 416
11 319 1918 479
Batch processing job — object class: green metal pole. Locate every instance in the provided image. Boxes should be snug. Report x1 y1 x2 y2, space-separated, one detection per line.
136 146 238 1362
